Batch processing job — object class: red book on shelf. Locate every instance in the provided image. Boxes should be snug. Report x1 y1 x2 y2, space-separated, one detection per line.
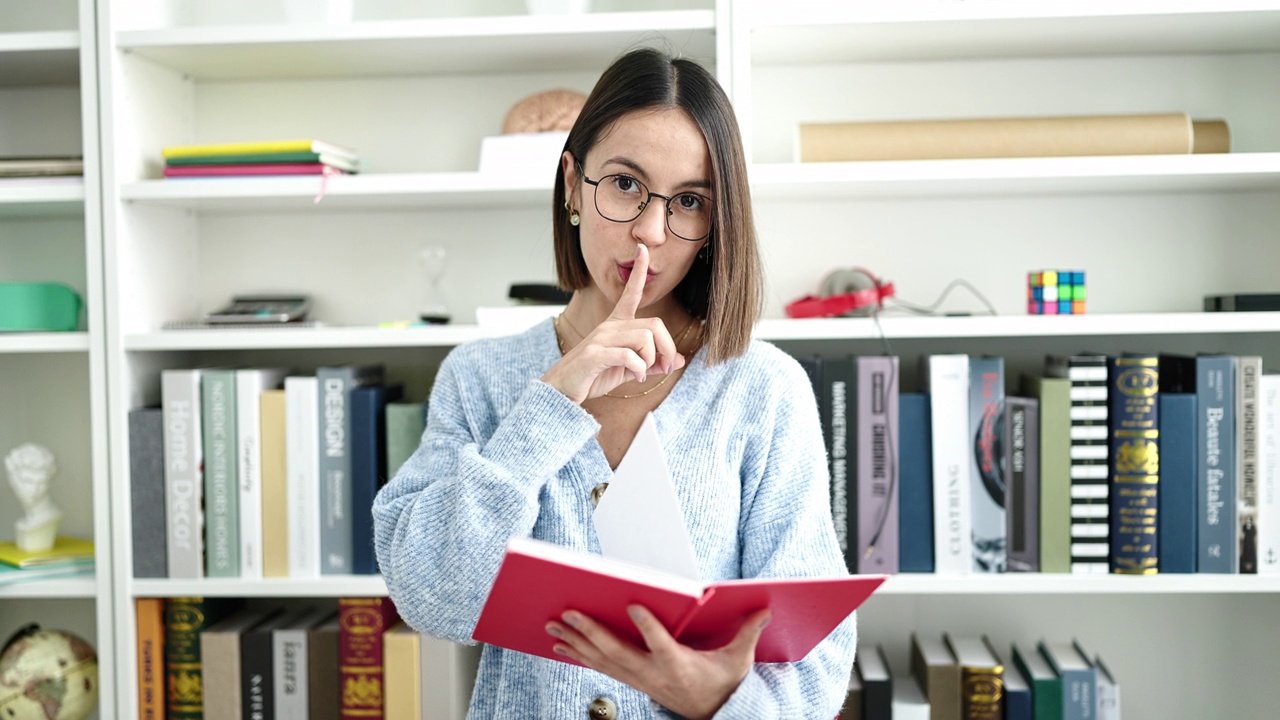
472 537 886 665
162 162 348 177
339 597 400 720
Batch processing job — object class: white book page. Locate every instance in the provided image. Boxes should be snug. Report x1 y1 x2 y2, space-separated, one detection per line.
592 413 701 581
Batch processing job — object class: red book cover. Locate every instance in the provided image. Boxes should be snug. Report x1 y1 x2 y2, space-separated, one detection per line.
339 597 401 720
162 162 348 177
472 537 886 665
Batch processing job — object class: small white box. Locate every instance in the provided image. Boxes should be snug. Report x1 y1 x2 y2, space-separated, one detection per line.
474 304 566 330
478 132 570 176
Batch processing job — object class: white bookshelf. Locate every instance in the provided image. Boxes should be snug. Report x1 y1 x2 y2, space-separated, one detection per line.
0 2 113 718
91 1 1280 719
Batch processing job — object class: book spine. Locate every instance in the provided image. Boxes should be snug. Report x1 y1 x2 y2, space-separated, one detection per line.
1197 356 1237 573
1260 376 1280 575
823 356 856 570
968 357 1007 572
384 401 427 481
351 384 404 575
382 625 423 720
339 598 401 720
162 370 205 580
202 370 239 579
1109 355 1160 574
1005 397 1040 572
318 368 356 575
856 356 899 574
241 624 276 720
286 376 321 579
136 598 166 720
237 369 288 578
898 393 934 573
926 354 973 574
1030 376 1073 574
273 628 309 720
1158 394 1199 573
1237 356 1262 573
959 664 1004 720
165 597 213 720
420 637 480 720
130 408 168 579
260 389 289 577
1049 356 1111 574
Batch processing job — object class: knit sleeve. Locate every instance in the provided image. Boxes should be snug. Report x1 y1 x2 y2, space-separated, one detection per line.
372 348 599 643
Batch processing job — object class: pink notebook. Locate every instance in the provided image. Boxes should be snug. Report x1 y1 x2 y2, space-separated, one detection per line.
163 163 348 177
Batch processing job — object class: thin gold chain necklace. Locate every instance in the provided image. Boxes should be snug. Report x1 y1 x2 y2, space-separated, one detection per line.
554 314 699 399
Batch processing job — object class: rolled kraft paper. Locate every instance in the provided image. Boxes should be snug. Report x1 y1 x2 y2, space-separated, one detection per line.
797 113 1195 162
1192 119 1231 154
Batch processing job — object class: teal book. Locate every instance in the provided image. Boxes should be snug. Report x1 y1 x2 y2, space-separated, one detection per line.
1108 354 1159 574
201 369 239 578
384 400 428 480
1012 642 1062 720
1196 354 1237 573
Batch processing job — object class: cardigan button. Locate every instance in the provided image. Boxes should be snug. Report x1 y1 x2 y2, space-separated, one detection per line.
590 482 609 507
588 697 617 719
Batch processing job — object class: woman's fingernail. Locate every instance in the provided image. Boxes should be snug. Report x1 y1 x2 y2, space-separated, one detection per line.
562 612 582 629
627 606 643 622
546 623 562 638
554 645 569 655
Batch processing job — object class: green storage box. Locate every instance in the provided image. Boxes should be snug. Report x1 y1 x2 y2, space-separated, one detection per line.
0 282 83 332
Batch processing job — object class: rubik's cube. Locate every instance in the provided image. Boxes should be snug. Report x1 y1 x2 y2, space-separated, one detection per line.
1028 270 1086 314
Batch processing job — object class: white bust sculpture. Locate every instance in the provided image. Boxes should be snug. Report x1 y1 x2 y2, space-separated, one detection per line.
4 443 64 552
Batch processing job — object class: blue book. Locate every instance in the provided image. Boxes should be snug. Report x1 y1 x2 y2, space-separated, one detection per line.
316 364 385 575
350 383 404 575
1108 354 1160 574
1196 355 1237 573
1159 393 1198 573
1002 649 1033 720
898 392 934 572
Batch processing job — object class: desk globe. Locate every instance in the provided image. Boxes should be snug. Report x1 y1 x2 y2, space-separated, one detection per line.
0 624 98 720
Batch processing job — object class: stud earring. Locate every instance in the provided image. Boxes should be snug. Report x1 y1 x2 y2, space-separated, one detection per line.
569 210 580 226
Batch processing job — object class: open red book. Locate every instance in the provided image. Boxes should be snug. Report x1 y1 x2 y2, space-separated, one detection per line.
472 537 886 665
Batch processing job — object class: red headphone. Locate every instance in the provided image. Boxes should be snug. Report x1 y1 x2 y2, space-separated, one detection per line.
785 267 896 319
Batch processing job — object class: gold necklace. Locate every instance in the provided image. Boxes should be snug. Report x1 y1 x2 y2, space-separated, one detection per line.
554 314 700 399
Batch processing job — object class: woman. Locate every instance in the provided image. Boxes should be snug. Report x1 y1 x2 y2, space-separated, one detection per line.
373 47 855 719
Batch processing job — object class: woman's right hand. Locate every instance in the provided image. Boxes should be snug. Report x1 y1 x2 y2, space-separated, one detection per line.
541 244 686 404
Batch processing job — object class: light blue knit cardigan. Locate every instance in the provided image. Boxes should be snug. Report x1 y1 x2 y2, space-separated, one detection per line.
373 319 856 719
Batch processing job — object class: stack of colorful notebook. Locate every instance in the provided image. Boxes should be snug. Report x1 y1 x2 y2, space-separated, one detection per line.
0 535 95 586
161 139 360 178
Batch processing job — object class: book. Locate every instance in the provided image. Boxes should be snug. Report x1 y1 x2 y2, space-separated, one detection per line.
1196 354 1237 573
945 634 1004 720
273 607 330 720
383 622 422 720
0 559 93 585
308 613 342 720
1006 396 1041 572
0 535 94 569
1045 354 1111 574
384 400 427 480
317 364 385 575
165 151 359 172
1038 640 1097 720
890 667 930 720
854 643 892 720
129 407 168 579
286 375 322 579
472 536 885 665
236 367 289 579
338 597 400 720
167 597 238 720
910 632 960 720
924 354 973 574
797 113 1197 162
200 607 283 720
1094 656 1120 720
855 355 899 574
1012 642 1062 720
201 368 240 579
1108 354 1160 574
1022 375 1072 573
1236 355 1262 573
1002 647 1033 720
1259 374 1280 575
898 392 934 572
162 139 357 161
823 355 856 567
136 598 165 720
163 368 206 579
420 636 481 720
259 388 289 577
969 356 1007 572
163 163 351 178
241 608 303 720
1158 392 1198 573
350 383 405 574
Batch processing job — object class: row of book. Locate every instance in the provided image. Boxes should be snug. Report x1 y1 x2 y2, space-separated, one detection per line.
160 139 360 178
130 364 427 580
844 634 1118 720
797 351 1280 576
137 596 477 720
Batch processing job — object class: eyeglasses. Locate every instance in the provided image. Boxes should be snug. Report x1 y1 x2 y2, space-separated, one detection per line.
581 174 713 242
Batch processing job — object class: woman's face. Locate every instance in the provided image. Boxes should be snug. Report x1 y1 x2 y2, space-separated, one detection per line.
562 108 711 315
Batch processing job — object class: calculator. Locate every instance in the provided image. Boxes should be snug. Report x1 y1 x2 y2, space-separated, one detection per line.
204 294 312 324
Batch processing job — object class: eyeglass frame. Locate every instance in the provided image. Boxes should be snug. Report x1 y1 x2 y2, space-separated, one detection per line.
579 172 715 242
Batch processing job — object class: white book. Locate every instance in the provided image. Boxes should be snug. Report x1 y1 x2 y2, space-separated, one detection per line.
286 376 322 579
1096 655 1121 720
1259 374 1280 575
889 662 930 720
162 368 205 579
237 367 290 579
273 607 329 720
1237 356 1262 573
925 354 973 574
421 635 482 720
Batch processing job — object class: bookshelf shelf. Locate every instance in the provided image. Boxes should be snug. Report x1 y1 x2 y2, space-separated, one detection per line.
749 153 1280 200
0 577 98 600
0 332 91 354
0 180 86 217
0 30 80 86
115 10 715 80
131 576 388 599
121 172 551 211
879 573 1280 595
748 2 1280 64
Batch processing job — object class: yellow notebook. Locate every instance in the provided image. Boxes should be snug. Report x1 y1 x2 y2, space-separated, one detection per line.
0 535 95 568
161 139 356 160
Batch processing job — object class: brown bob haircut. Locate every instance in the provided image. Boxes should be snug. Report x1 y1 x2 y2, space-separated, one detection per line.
552 47 762 365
